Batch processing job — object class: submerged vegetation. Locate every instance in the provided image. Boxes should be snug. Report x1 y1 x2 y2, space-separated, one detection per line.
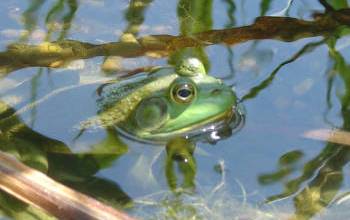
0 0 350 219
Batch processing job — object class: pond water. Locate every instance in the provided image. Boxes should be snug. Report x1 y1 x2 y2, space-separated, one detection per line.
1 0 350 219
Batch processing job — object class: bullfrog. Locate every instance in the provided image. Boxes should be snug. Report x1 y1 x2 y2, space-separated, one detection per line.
80 58 241 143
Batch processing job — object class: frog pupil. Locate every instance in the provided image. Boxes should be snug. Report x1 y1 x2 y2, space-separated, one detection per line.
178 89 192 98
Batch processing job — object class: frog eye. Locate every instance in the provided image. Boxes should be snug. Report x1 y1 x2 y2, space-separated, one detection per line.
171 83 196 103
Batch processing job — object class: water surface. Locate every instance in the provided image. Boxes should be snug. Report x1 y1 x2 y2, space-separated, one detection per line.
1 0 350 219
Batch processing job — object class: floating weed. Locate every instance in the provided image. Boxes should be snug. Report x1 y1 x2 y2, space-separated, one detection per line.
132 160 292 220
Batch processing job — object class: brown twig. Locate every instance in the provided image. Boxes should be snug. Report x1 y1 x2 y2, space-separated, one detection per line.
0 151 135 220
0 9 349 74
303 129 350 146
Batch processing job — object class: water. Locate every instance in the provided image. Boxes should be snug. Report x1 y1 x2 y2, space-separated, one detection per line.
1 0 350 219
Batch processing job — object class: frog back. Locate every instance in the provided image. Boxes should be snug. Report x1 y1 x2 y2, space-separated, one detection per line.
80 67 177 129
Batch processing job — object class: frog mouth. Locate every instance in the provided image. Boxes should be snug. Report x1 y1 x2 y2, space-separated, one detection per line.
115 105 245 145
181 105 245 143
149 105 244 144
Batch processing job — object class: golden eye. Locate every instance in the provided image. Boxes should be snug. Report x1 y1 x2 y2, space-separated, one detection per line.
171 83 195 103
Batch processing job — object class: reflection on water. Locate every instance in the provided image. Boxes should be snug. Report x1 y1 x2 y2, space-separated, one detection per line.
0 101 132 216
102 0 153 73
258 27 350 220
0 0 350 219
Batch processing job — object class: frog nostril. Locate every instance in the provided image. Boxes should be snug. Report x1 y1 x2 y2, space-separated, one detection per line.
211 88 221 95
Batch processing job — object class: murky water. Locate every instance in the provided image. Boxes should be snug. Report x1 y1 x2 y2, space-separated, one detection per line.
1 0 350 219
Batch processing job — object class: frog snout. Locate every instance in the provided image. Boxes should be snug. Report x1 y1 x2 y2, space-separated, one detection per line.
210 87 233 96
209 87 235 104
211 88 222 95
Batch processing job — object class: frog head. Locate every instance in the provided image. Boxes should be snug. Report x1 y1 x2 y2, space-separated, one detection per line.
117 58 240 143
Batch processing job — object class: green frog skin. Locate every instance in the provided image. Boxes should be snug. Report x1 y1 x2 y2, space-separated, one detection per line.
81 58 238 142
